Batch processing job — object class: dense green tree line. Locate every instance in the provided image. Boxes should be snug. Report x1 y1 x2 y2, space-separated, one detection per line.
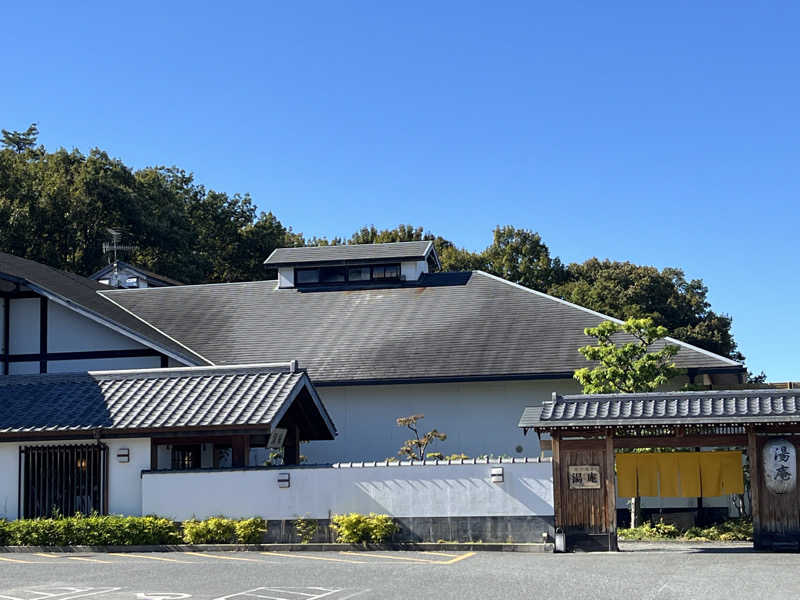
0 125 745 364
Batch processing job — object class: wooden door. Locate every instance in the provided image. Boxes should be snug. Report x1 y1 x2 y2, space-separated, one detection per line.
754 435 800 548
556 439 611 534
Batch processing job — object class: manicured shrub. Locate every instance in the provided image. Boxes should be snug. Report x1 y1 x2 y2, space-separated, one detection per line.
330 513 397 543
293 517 318 544
234 517 267 544
182 517 237 544
618 518 752 542
2 514 180 546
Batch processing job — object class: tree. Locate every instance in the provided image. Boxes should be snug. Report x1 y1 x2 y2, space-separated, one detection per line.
574 318 681 394
551 259 742 361
1 123 39 153
482 225 566 291
575 317 681 527
396 414 446 460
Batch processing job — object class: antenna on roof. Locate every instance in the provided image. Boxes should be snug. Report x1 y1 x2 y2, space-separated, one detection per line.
102 228 138 264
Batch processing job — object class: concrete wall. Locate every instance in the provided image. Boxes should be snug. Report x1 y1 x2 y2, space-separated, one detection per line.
0 438 151 520
141 460 554 522
305 379 582 463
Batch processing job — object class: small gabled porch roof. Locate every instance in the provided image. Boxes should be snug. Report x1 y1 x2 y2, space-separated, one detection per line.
0 362 336 442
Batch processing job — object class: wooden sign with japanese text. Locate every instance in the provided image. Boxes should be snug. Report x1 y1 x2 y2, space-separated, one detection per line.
568 465 602 489
763 438 796 495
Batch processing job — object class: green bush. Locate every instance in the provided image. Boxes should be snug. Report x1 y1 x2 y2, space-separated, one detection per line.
330 513 397 543
182 517 237 544
1 514 180 546
618 518 752 542
234 518 267 544
293 517 318 544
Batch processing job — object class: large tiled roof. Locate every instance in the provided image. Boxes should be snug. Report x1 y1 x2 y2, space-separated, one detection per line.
99 271 742 385
519 390 800 430
0 252 205 365
0 363 335 439
89 261 184 287
264 241 435 266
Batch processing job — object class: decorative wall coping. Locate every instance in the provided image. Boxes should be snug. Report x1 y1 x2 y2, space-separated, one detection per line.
332 457 548 468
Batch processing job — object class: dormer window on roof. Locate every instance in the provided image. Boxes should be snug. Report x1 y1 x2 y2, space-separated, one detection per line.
264 241 439 289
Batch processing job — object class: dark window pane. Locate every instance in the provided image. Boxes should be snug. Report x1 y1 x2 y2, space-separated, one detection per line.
348 267 371 281
296 268 320 284
320 266 346 283
372 266 386 279
384 265 400 279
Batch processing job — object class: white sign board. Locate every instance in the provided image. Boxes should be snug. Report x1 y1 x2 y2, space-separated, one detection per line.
568 465 602 489
268 428 288 449
763 438 797 495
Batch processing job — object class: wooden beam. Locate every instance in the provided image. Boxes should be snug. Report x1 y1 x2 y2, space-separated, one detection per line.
614 434 747 449
605 430 617 551
551 432 562 529
39 297 47 374
747 428 761 542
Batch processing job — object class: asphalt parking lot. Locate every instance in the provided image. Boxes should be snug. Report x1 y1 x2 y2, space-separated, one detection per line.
0 545 798 600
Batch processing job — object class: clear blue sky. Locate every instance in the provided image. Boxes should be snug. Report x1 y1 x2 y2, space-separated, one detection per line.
3 2 798 379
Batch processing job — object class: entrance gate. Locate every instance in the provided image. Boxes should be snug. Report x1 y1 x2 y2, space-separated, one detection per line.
19 443 109 519
520 390 800 551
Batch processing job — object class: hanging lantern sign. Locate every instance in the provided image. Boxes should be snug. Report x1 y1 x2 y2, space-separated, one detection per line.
762 438 797 495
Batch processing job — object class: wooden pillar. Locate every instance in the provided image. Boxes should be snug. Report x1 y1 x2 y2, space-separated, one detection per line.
150 440 158 470
551 431 562 529
2 296 9 375
747 428 761 546
39 296 47 374
232 435 250 467
605 430 618 551
283 425 300 465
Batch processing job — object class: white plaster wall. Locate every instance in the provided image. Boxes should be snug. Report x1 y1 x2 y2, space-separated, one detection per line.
400 260 427 281
278 268 294 288
47 301 146 353
305 379 581 463
48 356 161 373
0 438 150 519
9 298 40 354
8 362 39 375
141 461 554 521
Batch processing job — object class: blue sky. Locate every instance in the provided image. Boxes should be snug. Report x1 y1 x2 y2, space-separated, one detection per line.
3 2 798 379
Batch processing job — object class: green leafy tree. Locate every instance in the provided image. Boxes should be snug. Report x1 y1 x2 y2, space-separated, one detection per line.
396 414 446 460
574 318 681 394
1 123 39 153
482 225 566 291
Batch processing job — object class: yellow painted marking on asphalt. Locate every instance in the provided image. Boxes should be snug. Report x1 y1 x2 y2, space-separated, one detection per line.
64 555 114 564
420 551 461 558
339 552 438 564
108 552 193 564
440 551 476 564
184 551 264 562
0 554 35 563
263 552 369 564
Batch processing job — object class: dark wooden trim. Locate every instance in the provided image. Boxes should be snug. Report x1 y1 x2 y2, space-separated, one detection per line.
160 354 169 368
551 432 562 529
0 291 39 299
7 348 162 363
605 431 617 550
150 439 158 470
39 297 47 373
748 428 761 536
2 296 8 376
614 435 747 448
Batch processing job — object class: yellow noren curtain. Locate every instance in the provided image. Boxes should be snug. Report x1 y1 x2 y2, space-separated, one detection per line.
616 453 637 498
719 451 745 495
699 453 723 497
656 453 680 497
636 454 659 496
677 453 701 497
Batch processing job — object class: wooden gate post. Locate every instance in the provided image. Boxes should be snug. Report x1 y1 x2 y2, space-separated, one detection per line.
605 430 618 551
747 427 761 547
552 432 562 530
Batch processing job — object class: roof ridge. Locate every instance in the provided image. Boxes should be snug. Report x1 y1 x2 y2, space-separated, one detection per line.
559 389 792 400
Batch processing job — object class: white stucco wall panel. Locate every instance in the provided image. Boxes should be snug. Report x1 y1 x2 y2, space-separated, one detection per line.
47 301 147 353
9 298 40 354
0 438 150 519
47 356 161 373
305 379 581 463
8 362 39 375
141 461 554 521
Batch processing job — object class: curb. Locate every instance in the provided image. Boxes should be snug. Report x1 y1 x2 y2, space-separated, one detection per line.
0 542 553 554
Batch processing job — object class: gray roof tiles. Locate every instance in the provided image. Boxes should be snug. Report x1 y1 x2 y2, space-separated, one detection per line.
0 364 335 438
518 390 800 429
264 241 434 266
100 271 741 385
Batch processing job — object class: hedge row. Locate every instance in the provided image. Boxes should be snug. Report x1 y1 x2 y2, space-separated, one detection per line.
0 515 267 546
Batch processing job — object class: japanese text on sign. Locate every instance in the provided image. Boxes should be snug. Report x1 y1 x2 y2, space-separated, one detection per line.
568 465 601 489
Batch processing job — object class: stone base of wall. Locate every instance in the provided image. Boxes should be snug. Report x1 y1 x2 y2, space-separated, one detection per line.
264 515 555 544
